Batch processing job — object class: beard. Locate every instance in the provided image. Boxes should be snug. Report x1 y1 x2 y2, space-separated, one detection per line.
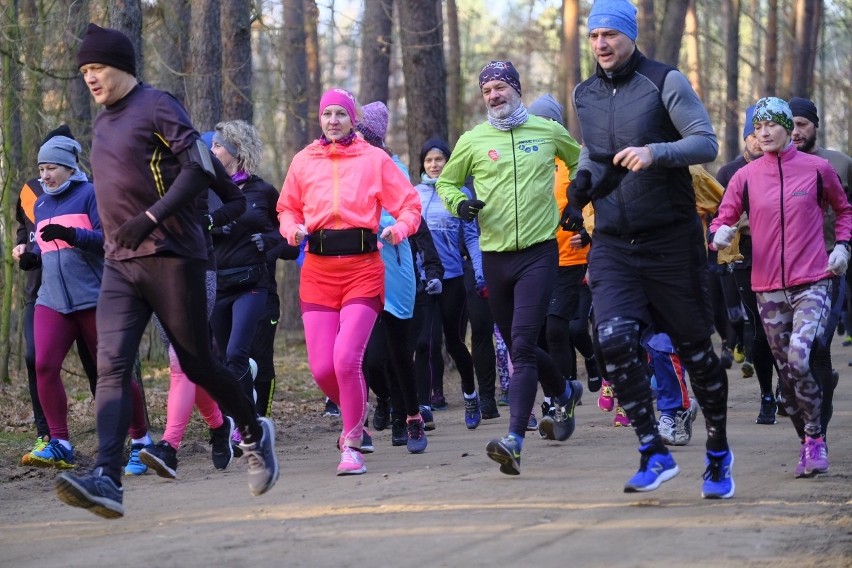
797 132 817 153
487 92 521 120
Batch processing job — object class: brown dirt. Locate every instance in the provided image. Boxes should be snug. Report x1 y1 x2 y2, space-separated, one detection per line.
1 336 851 568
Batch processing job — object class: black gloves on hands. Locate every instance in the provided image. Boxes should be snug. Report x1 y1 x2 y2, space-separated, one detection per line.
569 170 593 209
40 223 77 245
559 204 585 232
587 152 630 201
115 212 157 251
19 252 42 271
457 199 486 222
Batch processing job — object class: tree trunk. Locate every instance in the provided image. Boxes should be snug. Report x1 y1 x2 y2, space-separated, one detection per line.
779 0 797 99
304 0 322 142
657 0 688 66
222 0 253 122
67 0 93 162
187 0 223 131
561 0 581 140
747 0 762 101
359 0 393 104
684 0 703 99
109 0 144 82
446 0 463 144
723 0 741 163
637 0 656 59
791 0 819 96
764 0 778 96
150 0 189 105
397 0 447 181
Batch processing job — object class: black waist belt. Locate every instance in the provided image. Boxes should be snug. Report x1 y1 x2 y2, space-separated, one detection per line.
306 228 378 256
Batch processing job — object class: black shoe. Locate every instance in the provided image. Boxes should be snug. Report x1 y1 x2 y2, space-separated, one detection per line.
720 348 734 370
55 467 124 519
756 395 777 425
774 386 789 417
373 398 391 431
139 440 178 479
391 418 407 446
585 357 602 393
480 398 500 419
210 416 235 470
322 398 340 417
538 380 583 441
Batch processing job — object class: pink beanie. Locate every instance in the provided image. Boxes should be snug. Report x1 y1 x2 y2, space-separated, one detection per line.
319 88 357 123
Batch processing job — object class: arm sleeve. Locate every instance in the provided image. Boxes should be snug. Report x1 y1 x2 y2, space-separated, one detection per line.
410 220 444 282
460 188 484 281
824 163 852 243
435 136 474 216
554 124 581 182
379 156 422 243
72 190 105 255
277 155 306 244
646 71 719 167
208 157 247 226
709 172 745 232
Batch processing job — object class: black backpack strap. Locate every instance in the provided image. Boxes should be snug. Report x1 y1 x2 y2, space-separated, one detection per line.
742 180 749 217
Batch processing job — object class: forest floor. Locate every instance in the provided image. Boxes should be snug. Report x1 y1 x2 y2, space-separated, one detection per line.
0 333 850 567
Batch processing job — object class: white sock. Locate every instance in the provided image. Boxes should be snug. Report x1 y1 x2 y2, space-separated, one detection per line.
57 439 72 451
463 391 478 400
132 434 152 446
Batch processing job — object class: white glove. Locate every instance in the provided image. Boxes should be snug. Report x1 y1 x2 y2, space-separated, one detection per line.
827 243 850 275
712 225 736 250
425 278 443 295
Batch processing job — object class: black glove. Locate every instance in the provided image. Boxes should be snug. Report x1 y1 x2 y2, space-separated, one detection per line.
114 212 157 251
40 223 77 245
559 204 584 232
19 252 42 271
457 199 486 222
569 170 592 208
578 228 592 247
588 152 630 200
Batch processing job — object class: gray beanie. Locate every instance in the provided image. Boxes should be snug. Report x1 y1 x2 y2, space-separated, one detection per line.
528 94 564 126
38 136 81 170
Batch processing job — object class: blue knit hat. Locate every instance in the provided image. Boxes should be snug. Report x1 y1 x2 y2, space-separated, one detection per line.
38 136 81 170
588 0 638 42
742 105 756 139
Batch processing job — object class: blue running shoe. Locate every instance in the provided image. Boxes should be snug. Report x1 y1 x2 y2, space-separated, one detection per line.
55 467 124 519
464 396 482 430
526 412 538 431
406 419 427 454
124 443 148 476
238 417 279 497
486 435 522 475
624 444 680 492
702 449 735 499
29 439 75 469
360 430 375 454
419 405 435 431
538 380 583 441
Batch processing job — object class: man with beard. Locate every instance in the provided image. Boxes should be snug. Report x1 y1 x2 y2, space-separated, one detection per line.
789 96 852 441
716 105 763 187
436 61 583 475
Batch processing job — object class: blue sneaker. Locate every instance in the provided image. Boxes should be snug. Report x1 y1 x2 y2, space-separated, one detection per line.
464 396 482 429
238 417 279 497
624 444 680 492
124 443 148 476
486 435 521 475
526 412 538 431
419 405 435 431
29 439 75 469
538 380 583 441
702 449 735 499
55 467 124 519
406 419 427 454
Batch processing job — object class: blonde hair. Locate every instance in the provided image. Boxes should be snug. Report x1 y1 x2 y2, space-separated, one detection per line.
214 119 263 174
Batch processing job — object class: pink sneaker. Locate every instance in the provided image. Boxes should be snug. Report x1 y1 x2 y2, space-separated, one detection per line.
803 436 829 476
613 407 630 427
336 446 366 476
793 444 807 478
598 380 615 412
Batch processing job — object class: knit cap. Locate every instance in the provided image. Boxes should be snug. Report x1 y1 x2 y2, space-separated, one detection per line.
357 101 389 146
752 97 794 132
76 23 136 76
528 94 564 126
479 61 522 96
42 124 75 146
588 0 639 42
788 97 819 128
319 88 357 123
419 138 452 176
742 105 756 139
38 136 81 170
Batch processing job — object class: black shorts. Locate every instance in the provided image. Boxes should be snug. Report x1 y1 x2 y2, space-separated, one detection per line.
547 264 587 319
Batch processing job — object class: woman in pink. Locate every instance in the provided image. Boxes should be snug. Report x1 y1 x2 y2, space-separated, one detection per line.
278 89 421 475
710 97 851 479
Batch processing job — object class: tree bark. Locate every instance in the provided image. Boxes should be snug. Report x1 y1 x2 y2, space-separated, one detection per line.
67 0 93 157
723 0 741 163
684 0 703 100
637 0 656 59
763 0 778 96
222 0 253 122
397 0 447 181
657 0 688 66
149 0 188 105
791 0 820 96
304 0 322 141
187 0 223 131
109 0 144 82
446 0 463 144
359 0 393 104
561 0 581 140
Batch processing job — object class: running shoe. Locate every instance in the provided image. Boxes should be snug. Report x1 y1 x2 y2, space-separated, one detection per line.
741 360 755 378
210 416 235 470
658 414 676 445
124 442 148 476
843 335 852 347
624 444 679 492
139 440 178 479
238 417 279 496
803 436 829 476
793 443 808 478
732 345 745 363
598 380 615 412
360 430 374 454
419 405 435 431
431 393 448 410
612 407 630 427
29 439 75 469
373 398 391 431
337 446 367 475
756 395 777 425
486 435 521 476
540 400 555 419
323 398 340 417
775 386 789 417
702 449 735 499
674 399 698 445
480 397 501 419
464 396 482 429
55 467 124 519
406 419 427 454
585 356 602 393
21 435 49 466
526 412 538 431
538 380 583 441
720 348 734 369
498 389 510 407
391 418 407 446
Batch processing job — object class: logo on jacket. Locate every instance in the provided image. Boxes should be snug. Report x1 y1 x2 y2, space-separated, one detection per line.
791 188 809 197
488 149 500 161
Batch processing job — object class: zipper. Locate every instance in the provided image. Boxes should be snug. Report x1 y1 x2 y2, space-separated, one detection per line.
511 129 519 251
777 155 787 288
608 85 629 233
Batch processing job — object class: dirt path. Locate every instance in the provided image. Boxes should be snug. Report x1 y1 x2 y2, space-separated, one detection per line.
2 340 851 568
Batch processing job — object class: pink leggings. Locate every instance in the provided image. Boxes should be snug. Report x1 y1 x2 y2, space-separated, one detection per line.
161 346 224 448
303 301 379 448
34 305 147 441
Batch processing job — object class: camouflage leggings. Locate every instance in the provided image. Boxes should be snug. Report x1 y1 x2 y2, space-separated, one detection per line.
757 279 830 438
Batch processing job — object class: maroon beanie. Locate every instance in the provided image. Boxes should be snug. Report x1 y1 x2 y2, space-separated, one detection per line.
76 23 136 76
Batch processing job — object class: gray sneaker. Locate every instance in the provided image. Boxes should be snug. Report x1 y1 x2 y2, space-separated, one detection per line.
674 399 698 446
658 414 677 445
55 467 124 519
238 417 280 496
538 380 583 441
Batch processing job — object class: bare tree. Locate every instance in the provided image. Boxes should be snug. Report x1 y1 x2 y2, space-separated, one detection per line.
637 0 656 59
305 0 322 141
67 0 93 152
222 0 253 122
148 0 189 104
684 0 703 99
657 0 689 66
359 0 393 104
446 0 463 143
561 0 581 140
187 0 223 131
764 0 778 95
397 0 447 179
791 0 821 96
109 0 144 82
723 0 741 162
